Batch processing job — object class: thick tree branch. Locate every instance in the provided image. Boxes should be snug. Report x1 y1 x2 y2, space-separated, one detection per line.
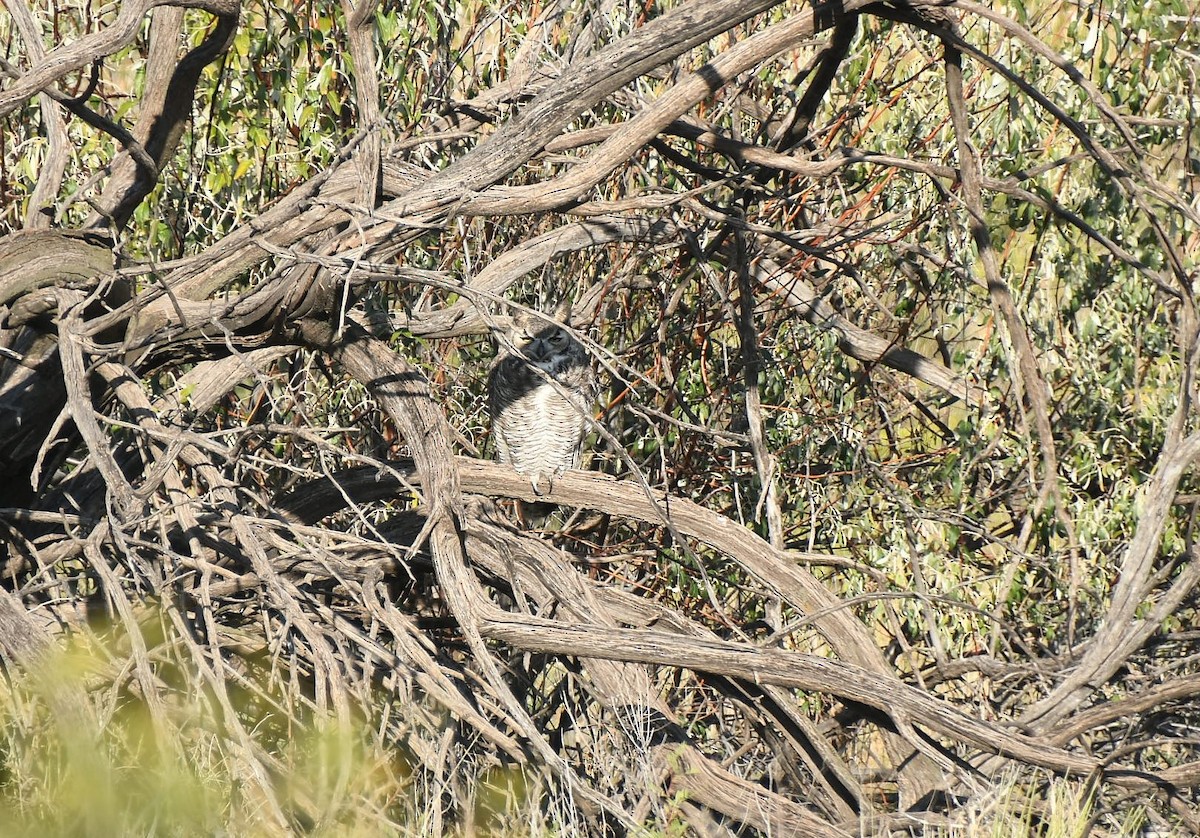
86 8 238 231
0 0 239 118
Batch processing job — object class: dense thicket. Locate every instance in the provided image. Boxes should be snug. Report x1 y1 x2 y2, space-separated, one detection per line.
1 0 1198 834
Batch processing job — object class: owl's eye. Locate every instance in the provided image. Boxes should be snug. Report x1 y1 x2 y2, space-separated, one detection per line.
516 331 534 346
548 330 567 344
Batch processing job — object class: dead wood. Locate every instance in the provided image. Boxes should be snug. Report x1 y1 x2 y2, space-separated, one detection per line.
1 0 1198 833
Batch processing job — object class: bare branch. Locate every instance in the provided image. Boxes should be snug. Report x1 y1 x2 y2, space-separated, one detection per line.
0 0 239 119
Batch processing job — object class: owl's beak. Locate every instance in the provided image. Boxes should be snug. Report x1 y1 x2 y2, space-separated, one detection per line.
524 342 548 361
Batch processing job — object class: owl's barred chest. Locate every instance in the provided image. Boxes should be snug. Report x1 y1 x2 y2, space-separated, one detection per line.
493 380 587 473
530 380 567 413
505 379 584 427
488 349 594 477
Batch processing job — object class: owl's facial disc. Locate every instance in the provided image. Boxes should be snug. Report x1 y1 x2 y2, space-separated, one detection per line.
516 325 566 363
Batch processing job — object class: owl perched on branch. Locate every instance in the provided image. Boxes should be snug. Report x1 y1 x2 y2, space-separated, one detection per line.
487 302 598 523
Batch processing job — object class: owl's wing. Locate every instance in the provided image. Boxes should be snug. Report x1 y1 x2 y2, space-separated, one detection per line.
569 363 600 466
486 359 511 464
564 358 600 416
582 365 601 408
492 430 511 464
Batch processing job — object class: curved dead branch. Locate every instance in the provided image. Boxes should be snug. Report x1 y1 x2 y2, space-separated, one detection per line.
0 0 239 118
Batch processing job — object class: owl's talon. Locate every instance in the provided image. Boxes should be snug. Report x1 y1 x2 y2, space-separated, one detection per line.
530 473 552 497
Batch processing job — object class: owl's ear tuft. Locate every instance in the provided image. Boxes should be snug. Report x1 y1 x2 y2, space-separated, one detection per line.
487 315 513 343
552 298 573 325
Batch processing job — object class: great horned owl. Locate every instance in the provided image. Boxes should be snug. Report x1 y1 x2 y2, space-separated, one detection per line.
487 302 597 522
